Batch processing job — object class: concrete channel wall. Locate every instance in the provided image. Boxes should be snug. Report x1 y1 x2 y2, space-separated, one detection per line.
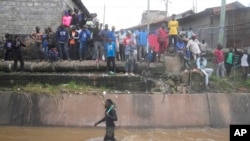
0 92 250 128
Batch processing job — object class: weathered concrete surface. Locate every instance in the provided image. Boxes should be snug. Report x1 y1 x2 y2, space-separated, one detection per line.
208 93 250 128
163 54 182 74
0 61 164 74
1 92 250 128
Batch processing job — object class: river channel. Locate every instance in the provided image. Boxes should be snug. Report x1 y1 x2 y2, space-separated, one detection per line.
0 126 229 141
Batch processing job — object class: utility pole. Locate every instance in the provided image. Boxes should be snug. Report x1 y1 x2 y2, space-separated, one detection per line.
218 0 226 45
103 5 106 29
165 0 168 17
195 0 197 13
147 0 150 33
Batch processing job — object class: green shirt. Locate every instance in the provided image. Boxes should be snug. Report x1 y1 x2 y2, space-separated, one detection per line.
226 52 233 64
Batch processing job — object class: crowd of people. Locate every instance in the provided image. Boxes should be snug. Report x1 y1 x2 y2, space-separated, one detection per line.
1 10 249 83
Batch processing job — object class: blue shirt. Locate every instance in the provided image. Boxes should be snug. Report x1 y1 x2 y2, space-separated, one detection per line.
196 57 207 69
138 31 148 46
79 29 90 42
176 41 185 51
105 42 116 57
56 29 68 43
108 31 116 42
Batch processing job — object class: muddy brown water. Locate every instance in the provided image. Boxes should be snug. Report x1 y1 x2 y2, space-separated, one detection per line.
0 126 229 141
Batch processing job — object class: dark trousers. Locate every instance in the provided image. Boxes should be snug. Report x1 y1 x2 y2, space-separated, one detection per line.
104 127 116 141
13 51 24 71
4 49 12 61
69 43 77 60
242 66 249 80
169 35 177 47
225 62 233 77
119 44 125 61
107 57 116 72
34 42 43 61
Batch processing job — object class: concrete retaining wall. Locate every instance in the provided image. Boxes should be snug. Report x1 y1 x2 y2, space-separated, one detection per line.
0 92 250 128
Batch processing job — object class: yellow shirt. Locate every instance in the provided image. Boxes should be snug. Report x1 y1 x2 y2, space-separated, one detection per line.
168 20 179 35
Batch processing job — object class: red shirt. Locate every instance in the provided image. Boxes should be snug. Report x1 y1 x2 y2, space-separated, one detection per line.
158 28 168 39
214 48 224 63
123 36 134 46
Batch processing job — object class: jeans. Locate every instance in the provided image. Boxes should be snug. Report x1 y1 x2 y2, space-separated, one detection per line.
58 42 70 60
200 68 213 86
94 41 103 60
215 62 225 77
43 45 49 60
138 45 146 61
79 42 87 60
125 53 135 73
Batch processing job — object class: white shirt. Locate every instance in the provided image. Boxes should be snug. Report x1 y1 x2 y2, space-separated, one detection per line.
118 32 126 44
186 39 201 54
200 42 207 52
241 54 249 67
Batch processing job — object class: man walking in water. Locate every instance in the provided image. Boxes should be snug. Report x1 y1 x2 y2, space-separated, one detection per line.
94 99 117 141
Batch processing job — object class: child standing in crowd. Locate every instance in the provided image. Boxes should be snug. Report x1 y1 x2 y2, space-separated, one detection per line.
49 47 59 62
12 35 26 72
105 38 116 75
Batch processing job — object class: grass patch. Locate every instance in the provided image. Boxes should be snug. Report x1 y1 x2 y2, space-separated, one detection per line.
12 81 108 96
210 75 234 93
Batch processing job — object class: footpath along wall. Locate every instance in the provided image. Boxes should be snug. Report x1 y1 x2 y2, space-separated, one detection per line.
0 92 250 128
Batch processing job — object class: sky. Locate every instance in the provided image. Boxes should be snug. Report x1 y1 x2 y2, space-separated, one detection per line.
81 0 249 30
